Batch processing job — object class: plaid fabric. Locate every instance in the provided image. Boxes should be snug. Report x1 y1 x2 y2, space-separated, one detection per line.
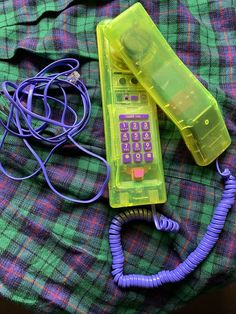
0 0 235 313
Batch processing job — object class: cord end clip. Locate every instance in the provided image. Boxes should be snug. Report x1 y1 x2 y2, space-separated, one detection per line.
68 71 80 83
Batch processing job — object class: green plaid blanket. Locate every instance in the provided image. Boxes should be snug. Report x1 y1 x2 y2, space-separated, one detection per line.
0 0 235 313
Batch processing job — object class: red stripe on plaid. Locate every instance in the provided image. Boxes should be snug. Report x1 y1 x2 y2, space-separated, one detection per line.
3 237 32 284
0 259 85 313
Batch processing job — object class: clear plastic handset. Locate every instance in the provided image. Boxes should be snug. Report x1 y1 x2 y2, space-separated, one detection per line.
97 20 166 208
103 3 231 166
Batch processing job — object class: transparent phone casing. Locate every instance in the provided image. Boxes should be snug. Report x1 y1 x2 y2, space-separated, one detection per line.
103 2 231 166
97 20 166 208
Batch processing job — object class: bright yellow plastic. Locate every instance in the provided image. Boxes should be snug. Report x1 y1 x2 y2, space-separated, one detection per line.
103 3 231 166
97 20 166 208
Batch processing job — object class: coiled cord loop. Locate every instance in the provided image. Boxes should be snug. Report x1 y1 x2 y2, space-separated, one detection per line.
152 205 179 232
109 164 236 288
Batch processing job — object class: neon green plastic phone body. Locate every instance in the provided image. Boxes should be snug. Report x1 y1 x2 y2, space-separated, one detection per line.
97 20 166 208
103 3 231 166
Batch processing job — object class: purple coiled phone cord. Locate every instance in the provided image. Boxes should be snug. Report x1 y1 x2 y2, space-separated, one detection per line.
109 162 236 288
0 58 110 203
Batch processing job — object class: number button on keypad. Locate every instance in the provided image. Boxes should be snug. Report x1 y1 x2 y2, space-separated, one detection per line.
120 122 129 132
130 122 139 131
122 143 130 153
143 142 152 151
133 153 142 163
132 142 141 152
121 132 130 142
132 132 140 142
142 132 151 141
141 121 150 131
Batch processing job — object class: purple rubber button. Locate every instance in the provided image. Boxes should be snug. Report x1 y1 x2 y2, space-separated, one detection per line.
119 122 128 131
122 143 130 153
144 152 153 162
121 132 129 142
141 121 150 131
143 142 152 151
130 95 139 101
131 132 140 142
119 114 149 120
142 132 151 141
133 153 142 163
122 154 131 163
130 122 139 131
132 142 141 152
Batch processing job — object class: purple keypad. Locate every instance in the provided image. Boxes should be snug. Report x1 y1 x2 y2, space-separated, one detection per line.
119 114 154 164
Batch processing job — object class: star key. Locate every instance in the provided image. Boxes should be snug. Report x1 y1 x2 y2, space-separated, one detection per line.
122 153 131 164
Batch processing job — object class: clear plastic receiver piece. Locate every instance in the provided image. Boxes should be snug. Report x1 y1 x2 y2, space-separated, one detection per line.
103 2 231 166
97 20 166 208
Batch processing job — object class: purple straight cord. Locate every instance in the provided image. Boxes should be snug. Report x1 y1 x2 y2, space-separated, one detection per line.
0 58 110 203
109 161 236 288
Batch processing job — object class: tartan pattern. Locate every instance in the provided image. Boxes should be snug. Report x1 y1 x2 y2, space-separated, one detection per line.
0 0 235 313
